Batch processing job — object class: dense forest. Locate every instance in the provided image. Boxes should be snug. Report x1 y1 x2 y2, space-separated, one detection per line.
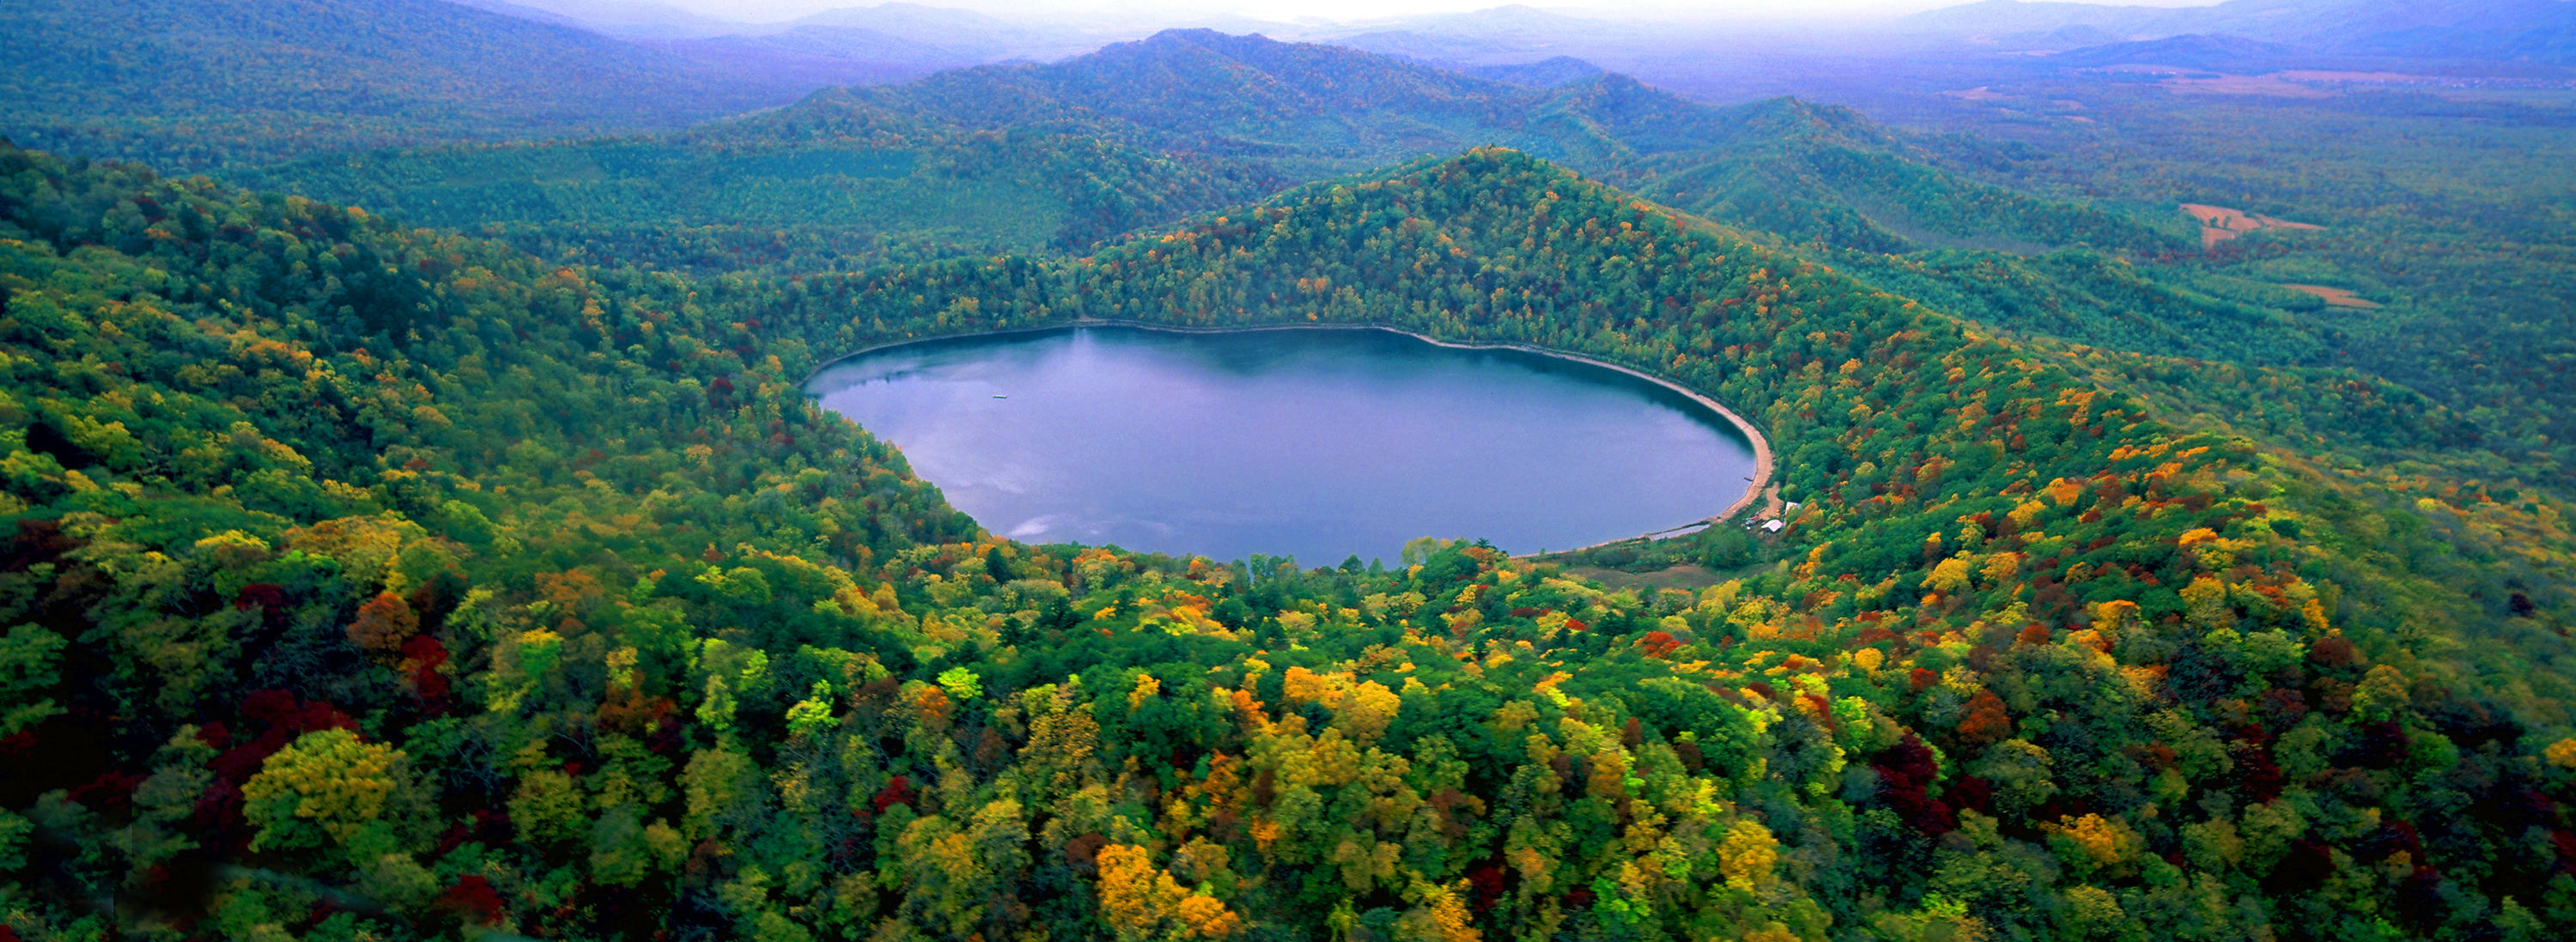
4 135 2575 942
243 29 2576 494
1916 85 2576 489
7 0 2576 938
0 0 839 172
238 31 2173 277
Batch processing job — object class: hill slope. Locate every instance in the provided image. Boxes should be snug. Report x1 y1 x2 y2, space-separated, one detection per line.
240 29 2175 274
8 138 2575 940
0 0 830 169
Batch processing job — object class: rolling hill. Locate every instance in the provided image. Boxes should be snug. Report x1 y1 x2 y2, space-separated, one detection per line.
0 0 845 170
238 29 2178 275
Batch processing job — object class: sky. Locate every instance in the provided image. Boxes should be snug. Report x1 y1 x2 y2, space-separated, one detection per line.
604 0 2230 27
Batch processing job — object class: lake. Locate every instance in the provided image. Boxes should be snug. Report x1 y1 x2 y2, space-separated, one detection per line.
806 325 1760 565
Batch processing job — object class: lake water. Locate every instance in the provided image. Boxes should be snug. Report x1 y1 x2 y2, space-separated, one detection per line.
807 325 1759 565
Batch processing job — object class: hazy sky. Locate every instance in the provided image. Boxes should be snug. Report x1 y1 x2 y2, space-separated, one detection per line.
625 0 2228 26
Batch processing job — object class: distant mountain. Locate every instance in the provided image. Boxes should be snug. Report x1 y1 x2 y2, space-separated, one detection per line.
462 1 1103 62
2047 33 2303 70
467 2 1107 88
2338 18 2576 64
0 0 828 169
2228 0 2576 47
447 0 746 39
243 29 2176 275
1900 0 2182 40
1905 0 2576 62
1141 14 1315 38
773 30 1896 175
2026 24 2129 49
1375 4 1630 45
643 27 960 90
681 24 957 63
445 0 591 31
1319 4 1662 65
1334 30 1517 64
844 30 1528 162
1463 57 1608 88
785 3 1092 61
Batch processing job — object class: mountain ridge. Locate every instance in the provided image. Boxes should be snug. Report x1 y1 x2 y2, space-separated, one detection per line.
242 28 2172 276
1905 0 2576 61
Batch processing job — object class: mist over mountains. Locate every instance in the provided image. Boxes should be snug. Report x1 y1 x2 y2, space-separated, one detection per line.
11 0 2563 177
457 0 2576 79
1902 0 2576 57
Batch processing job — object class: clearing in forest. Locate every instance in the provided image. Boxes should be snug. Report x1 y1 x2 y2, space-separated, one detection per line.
2283 283 2382 308
2182 203 2325 248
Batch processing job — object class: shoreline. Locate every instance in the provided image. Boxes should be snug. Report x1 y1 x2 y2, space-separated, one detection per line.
804 318 1778 556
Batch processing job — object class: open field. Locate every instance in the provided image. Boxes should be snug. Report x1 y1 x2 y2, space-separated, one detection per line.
2284 283 2382 307
2182 201 2326 247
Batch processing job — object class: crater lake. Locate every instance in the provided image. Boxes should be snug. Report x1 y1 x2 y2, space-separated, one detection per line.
807 325 1761 564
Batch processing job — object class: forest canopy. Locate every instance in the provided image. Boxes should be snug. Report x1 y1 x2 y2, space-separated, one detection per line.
1 134 2573 942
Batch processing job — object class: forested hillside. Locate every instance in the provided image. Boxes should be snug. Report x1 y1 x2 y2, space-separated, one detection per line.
240 30 2174 276
1888 80 2576 489
0 0 832 171
4 138 2574 941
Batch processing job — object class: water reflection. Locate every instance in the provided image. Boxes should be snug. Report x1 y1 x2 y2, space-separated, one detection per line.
808 326 1757 565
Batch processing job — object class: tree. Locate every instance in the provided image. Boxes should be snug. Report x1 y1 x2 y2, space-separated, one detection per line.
2352 665 2410 722
1717 819 1780 892
0 624 66 737
240 729 407 851
938 665 983 702
681 747 761 841
345 592 419 664
1097 843 1240 940
509 769 586 846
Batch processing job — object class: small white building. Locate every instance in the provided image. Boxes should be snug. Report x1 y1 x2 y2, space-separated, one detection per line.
1761 519 1785 533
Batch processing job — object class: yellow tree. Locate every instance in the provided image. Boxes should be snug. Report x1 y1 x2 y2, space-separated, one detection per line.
1098 843 1188 940
1716 818 1780 892
1394 880 1479 942
1097 843 1241 939
242 729 406 851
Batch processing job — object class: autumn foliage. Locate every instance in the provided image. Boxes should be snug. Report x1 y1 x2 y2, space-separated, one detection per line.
3 141 2574 942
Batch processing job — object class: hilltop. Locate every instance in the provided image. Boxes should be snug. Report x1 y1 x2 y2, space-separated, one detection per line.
240 29 2171 274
